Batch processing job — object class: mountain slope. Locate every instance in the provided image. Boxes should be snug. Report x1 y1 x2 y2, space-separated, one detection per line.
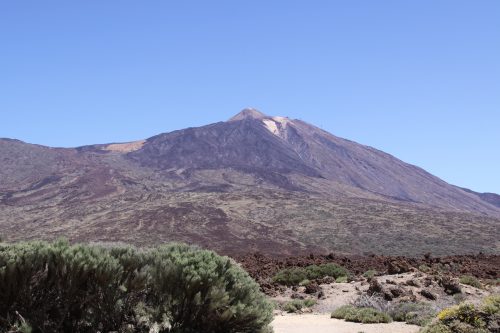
0 109 499 255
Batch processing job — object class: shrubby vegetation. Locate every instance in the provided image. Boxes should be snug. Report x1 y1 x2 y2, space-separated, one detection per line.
0 240 273 333
272 263 349 286
420 295 500 333
387 301 436 326
282 299 316 313
459 275 482 289
331 305 392 323
362 269 377 280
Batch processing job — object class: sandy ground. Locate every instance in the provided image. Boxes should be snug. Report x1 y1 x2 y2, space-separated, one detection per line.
272 314 421 333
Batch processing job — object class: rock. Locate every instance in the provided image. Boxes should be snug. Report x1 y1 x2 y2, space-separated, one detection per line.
420 289 437 300
320 276 335 284
305 283 321 294
389 287 405 298
368 279 383 294
440 276 462 295
368 279 393 301
406 279 420 287
399 294 417 302
386 279 397 285
291 293 304 299
388 260 412 274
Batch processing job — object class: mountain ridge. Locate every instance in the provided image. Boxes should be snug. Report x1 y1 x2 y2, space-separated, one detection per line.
1 109 499 255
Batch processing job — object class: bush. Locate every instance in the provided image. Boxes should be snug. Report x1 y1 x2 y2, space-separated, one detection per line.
352 294 389 313
480 294 500 315
336 276 348 283
144 243 273 333
387 301 436 326
273 263 349 286
459 275 482 289
420 295 500 333
363 270 377 280
282 299 316 313
419 264 431 273
0 241 273 333
331 305 392 323
0 240 132 332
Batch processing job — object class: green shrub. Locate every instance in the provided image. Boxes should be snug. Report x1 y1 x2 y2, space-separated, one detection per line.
0 240 132 332
283 299 316 313
419 322 453 333
336 276 348 283
388 302 436 326
0 241 273 333
480 294 500 315
363 270 377 280
419 264 431 273
144 243 273 333
273 263 349 286
459 275 482 289
420 296 500 333
331 305 392 323
299 279 311 286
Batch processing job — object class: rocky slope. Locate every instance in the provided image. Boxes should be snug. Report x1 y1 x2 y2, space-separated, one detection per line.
1 109 499 255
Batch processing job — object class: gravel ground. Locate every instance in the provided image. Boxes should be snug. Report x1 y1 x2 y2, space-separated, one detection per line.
272 314 421 333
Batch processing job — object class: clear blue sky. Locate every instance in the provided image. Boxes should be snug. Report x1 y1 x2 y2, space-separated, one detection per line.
1 1 499 194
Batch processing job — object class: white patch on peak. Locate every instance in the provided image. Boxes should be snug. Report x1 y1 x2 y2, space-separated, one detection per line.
272 116 290 125
262 117 289 138
262 119 280 135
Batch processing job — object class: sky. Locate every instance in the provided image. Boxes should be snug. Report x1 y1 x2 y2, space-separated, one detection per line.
1 1 499 193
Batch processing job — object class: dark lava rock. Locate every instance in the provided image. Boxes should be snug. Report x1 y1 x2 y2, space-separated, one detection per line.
305 283 321 295
406 279 420 287
420 289 437 300
390 287 405 298
440 276 462 295
291 293 304 300
368 279 384 295
388 260 412 274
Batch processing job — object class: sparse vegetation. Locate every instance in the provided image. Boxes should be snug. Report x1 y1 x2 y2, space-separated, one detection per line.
459 275 482 289
453 293 467 304
419 264 431 273
420 295 500 333
272 263 349 286
331 305 392 324
0 240 273 333
387 301 436 326
363 269 377 280
282 299 317 313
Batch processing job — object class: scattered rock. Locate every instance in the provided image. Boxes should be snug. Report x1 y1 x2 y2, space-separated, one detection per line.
420 289 437 300
388 260 412 274
305 283 321 295
389 287 405 298
406 279 420 287
368 279 383 295
440 276 462 295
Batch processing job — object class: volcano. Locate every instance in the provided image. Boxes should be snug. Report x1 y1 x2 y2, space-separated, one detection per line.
1 109 499 255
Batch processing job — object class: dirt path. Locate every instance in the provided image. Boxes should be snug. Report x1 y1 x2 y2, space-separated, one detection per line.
272 314 421 333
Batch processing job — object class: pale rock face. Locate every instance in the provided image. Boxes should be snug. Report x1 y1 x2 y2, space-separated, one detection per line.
262 119 280 135
262 116 290 139
104 140 145 152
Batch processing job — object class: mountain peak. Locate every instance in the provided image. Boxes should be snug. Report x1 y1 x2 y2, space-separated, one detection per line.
228 108 268 121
